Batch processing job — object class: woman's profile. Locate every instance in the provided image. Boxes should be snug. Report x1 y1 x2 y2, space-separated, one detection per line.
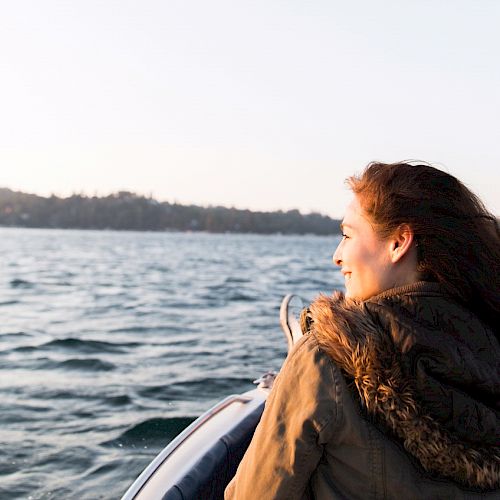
225 161 500 499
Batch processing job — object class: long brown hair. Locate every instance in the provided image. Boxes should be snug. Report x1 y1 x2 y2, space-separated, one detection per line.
347 161 499 330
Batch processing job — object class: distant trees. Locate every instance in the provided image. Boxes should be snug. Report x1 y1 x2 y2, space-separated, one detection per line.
0 188 341 235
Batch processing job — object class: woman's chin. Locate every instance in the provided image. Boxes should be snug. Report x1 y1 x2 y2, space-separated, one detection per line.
344 286 365 301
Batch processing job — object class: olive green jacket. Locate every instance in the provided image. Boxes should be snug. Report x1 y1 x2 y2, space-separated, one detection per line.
225 282 500 499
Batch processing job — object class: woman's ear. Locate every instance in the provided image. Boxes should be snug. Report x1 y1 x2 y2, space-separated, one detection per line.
390 224 415 263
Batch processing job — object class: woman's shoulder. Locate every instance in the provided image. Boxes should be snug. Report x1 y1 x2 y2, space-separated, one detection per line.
279 332 342 389
305 285 500 491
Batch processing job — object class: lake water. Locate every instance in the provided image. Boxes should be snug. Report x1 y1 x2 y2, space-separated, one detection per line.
0 228 343 499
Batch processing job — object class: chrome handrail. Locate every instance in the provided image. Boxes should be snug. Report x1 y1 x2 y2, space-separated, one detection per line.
280 293 304 351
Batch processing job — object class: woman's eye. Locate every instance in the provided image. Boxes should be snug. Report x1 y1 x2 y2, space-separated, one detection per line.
342 233 349 239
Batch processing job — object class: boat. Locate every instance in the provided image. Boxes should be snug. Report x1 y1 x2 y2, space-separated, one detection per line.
121 294 304 500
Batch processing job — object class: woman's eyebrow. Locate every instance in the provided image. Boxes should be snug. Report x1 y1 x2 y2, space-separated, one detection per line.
340 222 354 231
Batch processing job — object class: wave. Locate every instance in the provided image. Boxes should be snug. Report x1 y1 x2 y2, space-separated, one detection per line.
104 395 133 406
199 291 257 302
31 389 98 401
224 276 250 284
137 376 253 402
106 325 197 335
14 338 141 354
227 292 257 301
10 278 34 288
0 331 30 338
39 357 116 372
102 417 195 448
0 300 20 306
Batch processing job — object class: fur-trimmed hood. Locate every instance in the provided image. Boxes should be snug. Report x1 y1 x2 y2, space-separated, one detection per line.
306 283 500 490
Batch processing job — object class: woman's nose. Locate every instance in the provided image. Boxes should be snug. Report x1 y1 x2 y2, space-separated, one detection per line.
333 243 342 267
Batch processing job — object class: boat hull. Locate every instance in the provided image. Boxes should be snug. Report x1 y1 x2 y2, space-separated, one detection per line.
121 387 269 500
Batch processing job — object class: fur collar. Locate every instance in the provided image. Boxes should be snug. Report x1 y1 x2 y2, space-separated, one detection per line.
308 292 500 490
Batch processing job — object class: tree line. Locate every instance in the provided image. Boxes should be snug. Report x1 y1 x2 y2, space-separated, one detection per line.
0 188 341 235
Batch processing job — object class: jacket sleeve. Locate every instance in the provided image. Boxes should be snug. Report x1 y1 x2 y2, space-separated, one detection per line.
225 335 342 499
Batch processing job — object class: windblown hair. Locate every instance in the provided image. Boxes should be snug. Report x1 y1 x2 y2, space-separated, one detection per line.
347 161 499 330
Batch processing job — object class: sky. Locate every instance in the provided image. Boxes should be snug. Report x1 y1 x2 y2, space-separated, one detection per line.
0 0 498 218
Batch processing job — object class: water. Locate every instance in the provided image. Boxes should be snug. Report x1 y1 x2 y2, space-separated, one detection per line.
0 228 343 499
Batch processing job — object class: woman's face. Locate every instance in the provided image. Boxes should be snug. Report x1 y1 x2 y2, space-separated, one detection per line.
333 195 394 300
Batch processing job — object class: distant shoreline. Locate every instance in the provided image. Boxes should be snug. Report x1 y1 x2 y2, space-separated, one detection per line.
0 188 341 236
0 225 339 237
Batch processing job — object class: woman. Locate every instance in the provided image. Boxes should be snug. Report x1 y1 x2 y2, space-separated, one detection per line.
225 162 500 499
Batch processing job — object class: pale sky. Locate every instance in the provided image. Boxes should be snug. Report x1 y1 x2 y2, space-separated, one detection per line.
0 0 498 218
